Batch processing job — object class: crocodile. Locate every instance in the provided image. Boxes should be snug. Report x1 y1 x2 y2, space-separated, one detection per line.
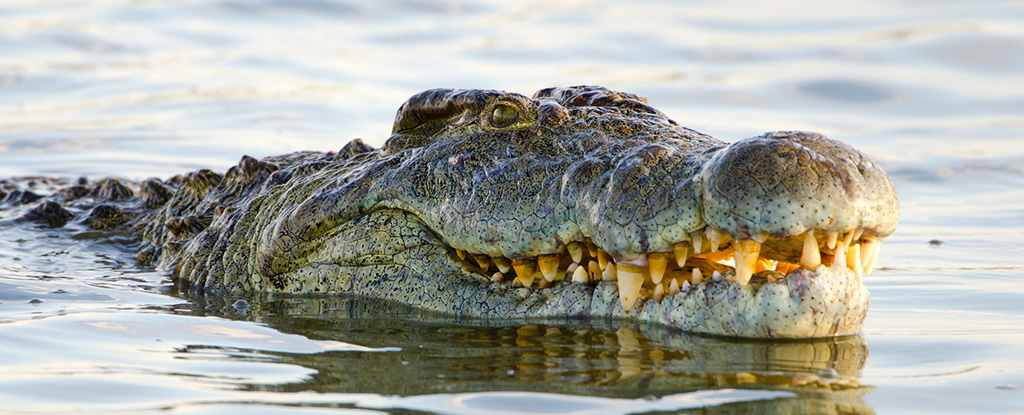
3 86 898 338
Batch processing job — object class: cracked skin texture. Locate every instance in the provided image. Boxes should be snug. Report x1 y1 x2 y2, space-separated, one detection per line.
53 85 898 338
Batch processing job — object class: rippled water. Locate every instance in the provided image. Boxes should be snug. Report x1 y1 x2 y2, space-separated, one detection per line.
2 0 1023 413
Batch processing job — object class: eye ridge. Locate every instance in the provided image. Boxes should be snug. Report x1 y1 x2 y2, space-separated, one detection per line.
489 104 519 128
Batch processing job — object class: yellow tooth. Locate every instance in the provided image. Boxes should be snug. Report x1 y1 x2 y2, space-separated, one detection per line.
512 259 536 288
586 239 598 258
672 242 690 267
571 264 588 284
538 254 560 282
567 242 584 264
456 249 467 260
616 263 646 310
777 262 798 275
602 262 617 282
493 257 511 273
707 228 724 252
800 230 822 269
690 229 704 254
861 237 880 275
842 230 855 246
668 278 680 295
847 244 863 279
826 231 839 250
587 260 601 282
652 283 665 302
733 239 762 285
490 272 504 283
852 228 864 243
473 254 491 270
833 243 847 269
691 268 703 284
597 249 611 270
648 252 668 284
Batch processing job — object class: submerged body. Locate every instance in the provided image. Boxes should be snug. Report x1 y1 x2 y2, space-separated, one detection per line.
3 86 898 338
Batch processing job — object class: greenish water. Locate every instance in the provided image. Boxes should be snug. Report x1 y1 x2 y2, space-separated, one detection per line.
2 0 1023 413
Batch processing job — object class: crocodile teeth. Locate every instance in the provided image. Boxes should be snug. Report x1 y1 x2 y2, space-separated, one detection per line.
648 252 668 284
585 239 598 258
826 230 839 250
732 239 761 285
473 254 491 270
800 230 822 269
493 257 511 273
587 260 601 282
847 243 863 278
567 242 583 264
512 259 536 288
861 236 880 275
597 249 611 270
707 228 725 252
538 254 560 282
652 283 666 302
672 242 690 267
490 272 504 283
833 238 848 269
668 278 680 295
616 263 645 310
602 262 617 282
690 230 704 254
691 268 702 285
571 263 589 284
456 249 467 260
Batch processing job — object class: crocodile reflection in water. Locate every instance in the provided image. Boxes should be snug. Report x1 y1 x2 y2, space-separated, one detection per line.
186 293 874 414
2 86 898 338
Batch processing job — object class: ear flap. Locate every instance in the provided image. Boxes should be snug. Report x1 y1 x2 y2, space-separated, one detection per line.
384 88 504 155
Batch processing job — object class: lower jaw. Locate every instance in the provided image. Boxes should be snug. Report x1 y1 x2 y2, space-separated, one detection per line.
512 263 868 339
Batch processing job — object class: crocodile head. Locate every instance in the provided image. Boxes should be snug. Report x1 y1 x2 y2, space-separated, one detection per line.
170 86 898 338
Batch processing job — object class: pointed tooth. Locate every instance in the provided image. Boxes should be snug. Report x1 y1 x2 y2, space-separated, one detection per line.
690 229 704 254
691 268 703 284
493 257 511 273
512 259 537 288
847 244 863 279
456 249 467 260
649 252 668 284
587 260 601 282
567 263 578 274
833 243 847 268
652 283 666 302
681 280 691 291
616 263 645 310
672 242 690 267
567 242 584 264
707 228 725 252
862 237 880 275
490 272 504 283
602 262 617 282
800 230 822 269
597 249 611 270
473 254 491 270
826 231 839 250
733 239 761 285
852 228 864 243
571 264 589 284
712 270 722 281
585 239 598 258
668 278 680 295
538 254 560 282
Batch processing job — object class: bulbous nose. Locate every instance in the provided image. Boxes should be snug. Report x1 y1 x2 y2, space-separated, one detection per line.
698 131 899 241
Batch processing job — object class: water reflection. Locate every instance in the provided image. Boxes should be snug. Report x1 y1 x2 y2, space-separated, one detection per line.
184 293 874 414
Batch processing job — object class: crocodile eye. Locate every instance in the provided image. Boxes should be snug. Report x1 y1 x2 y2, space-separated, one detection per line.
489 104 519 128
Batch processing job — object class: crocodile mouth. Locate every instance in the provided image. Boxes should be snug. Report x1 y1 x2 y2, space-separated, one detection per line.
448 225 882 310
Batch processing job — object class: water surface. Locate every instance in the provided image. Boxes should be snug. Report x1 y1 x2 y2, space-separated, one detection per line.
2 0 1023 413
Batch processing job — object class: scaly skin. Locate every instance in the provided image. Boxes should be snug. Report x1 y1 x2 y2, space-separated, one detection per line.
3 86 899 338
